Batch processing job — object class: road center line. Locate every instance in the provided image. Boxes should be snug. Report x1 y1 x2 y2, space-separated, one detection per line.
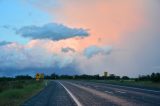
117 91 126 94
58 81 83 106
104 90 113 94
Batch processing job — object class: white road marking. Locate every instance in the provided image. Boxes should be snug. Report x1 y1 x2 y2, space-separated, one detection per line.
117 91 126 94
58 81 83 106
105 90 113 94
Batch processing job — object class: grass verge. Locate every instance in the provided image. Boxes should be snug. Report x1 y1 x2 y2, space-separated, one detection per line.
0 80 45 106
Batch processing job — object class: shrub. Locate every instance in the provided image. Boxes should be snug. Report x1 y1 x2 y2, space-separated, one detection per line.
122 76 130 80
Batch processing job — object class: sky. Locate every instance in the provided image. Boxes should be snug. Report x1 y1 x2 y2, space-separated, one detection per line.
0 0 160 77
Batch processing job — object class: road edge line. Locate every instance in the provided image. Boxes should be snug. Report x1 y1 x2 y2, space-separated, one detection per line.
58 81 82 106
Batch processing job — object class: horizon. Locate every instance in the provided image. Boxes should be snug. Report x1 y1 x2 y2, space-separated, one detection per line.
0 0 160 77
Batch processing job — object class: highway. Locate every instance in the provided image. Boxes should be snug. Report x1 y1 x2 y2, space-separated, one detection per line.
22 80 160 106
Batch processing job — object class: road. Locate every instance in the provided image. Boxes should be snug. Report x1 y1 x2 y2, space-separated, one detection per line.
22 80 160 106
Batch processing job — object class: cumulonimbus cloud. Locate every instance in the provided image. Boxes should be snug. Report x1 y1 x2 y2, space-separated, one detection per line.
16 23 89 41
0 40 113 76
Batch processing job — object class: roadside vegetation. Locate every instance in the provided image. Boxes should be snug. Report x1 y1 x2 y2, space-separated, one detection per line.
45 73 160 90
0 76 45 106
0 72 159 106
45 73 160 82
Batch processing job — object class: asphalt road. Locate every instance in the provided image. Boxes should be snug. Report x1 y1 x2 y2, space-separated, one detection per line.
22 81 76 106
22 80 160 106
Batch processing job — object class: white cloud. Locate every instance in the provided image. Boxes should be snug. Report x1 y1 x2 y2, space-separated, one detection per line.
0 41 112 76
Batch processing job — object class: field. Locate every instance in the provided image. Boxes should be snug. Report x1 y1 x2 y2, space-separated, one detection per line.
88 80 160 90
0 79 45 106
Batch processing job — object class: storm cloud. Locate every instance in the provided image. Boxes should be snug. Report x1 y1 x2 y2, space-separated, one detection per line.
16 23 89 41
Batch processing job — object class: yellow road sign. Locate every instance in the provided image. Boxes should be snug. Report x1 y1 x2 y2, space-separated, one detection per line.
36 73 40 81
36 73 44 81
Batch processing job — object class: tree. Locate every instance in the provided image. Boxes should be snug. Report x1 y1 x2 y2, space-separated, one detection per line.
108 74 116 80
122 76 130 80
151 73 160 82
51 73 59 79
15 75 32 80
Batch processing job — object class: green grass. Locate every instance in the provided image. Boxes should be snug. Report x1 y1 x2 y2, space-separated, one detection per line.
0 80 45 106
87 80 160 90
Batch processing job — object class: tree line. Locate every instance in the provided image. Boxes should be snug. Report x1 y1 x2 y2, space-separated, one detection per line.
135 73 160 82
0 72 160 83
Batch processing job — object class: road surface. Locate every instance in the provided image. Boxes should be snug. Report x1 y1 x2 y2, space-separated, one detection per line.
22 80 160 106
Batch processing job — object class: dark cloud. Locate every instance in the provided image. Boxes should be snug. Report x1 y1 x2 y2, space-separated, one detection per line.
84 45 112 58
16 23 89 41
0 25 10 29
0 41 12 46
0 66 79 77
61 47 75 53
2 25 10 29
0 25 17 31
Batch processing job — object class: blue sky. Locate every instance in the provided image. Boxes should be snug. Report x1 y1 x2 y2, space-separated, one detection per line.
0 0 51 44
